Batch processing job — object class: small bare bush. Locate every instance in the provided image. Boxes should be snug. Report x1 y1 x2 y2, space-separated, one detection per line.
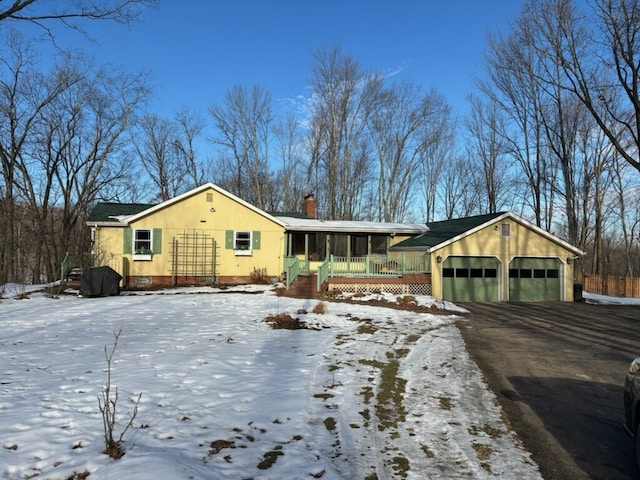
98 328 142 459
312 301 327 314
396 295 417 307
250 267 271 284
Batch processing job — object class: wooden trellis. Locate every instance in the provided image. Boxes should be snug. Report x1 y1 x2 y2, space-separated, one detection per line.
170 231 219 285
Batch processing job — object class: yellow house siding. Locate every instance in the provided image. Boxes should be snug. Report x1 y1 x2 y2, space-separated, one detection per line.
91 226 129 285
94 187 285 283
431 219 576 301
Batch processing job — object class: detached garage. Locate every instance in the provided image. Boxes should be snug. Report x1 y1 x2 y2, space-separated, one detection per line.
391 212 584 302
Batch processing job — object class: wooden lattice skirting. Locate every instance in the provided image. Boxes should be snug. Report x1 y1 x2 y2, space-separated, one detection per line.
328 283 432 296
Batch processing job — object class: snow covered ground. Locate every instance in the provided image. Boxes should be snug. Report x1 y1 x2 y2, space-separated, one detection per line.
583 290 640 306
0 285 543 480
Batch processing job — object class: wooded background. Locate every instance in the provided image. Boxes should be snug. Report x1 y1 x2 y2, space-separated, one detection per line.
2 0 640 286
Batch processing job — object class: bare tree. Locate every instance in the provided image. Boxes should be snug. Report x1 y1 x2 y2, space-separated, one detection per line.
306 46 377 220
529 0 640 175
421 132 452 223
0 32 72 283
0 0 158 39
174 106 205 189
0 0 155 284
609 152 638 275
209 84 274 210
466 94 512 214
490 0 638 273
273 115 307 212
480 24 557 229
0 33 150 283
134 114 184 202
438 155 481 220
367 81 452 222
52 62 150 272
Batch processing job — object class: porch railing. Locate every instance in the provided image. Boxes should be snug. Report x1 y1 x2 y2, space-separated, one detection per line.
286 253 429 290
328 253 428 277
317 258 330 290
284 256 310 288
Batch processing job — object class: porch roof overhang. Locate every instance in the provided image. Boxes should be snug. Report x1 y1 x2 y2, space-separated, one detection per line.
275 216 429 235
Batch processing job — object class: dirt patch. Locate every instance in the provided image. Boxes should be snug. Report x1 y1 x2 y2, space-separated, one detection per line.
264 313 312 329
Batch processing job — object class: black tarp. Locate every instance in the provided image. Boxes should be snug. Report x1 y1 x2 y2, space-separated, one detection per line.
79 266 122 297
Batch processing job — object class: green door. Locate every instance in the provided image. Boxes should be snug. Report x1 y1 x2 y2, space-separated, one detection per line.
509 257 561 301
442 256 500 302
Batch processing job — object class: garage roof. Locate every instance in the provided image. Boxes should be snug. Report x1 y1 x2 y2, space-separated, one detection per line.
391 213 506 250
390 212 585 255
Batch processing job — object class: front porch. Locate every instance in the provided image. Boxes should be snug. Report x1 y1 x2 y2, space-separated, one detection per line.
284 253 431 295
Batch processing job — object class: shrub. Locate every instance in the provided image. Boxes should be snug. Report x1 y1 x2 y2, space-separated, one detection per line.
312 301 327 314
250 267 271 284
98 328 142 459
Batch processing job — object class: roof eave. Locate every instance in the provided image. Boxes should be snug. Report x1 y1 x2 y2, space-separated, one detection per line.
389 245 430 251
124 183 287 228
86 220 127 227
283 225 428 234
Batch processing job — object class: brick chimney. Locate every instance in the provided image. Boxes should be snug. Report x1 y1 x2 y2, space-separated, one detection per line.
302 193 316 219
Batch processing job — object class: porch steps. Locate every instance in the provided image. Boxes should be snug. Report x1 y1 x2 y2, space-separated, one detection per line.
286 274 320 298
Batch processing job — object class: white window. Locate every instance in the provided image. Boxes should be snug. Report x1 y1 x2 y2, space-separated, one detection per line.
235 231 252 255
134 229 152 254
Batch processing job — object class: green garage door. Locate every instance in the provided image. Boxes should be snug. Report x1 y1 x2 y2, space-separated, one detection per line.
442 256 500 302
509 257 561 301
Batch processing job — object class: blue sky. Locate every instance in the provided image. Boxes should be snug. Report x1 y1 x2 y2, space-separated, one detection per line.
35 1 523 120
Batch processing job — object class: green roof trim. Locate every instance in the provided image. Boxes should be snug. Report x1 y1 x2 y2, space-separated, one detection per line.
88 202 156 222
392 212 506 249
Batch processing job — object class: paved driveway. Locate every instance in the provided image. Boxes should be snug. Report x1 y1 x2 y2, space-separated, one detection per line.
457 302 640 480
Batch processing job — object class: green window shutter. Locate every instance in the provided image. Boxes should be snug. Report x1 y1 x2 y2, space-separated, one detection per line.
152 229 162 253
123 228 132 254
252 231 261 250
225 230 234 249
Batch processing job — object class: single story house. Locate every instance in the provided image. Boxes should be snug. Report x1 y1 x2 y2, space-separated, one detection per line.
86 183 428 289
86 183 584 301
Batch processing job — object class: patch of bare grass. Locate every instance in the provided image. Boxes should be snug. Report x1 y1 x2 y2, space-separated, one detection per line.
66 472 90 480
472 442 494 472
257 449 284 469
396 295 417 307
264 313 306 329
